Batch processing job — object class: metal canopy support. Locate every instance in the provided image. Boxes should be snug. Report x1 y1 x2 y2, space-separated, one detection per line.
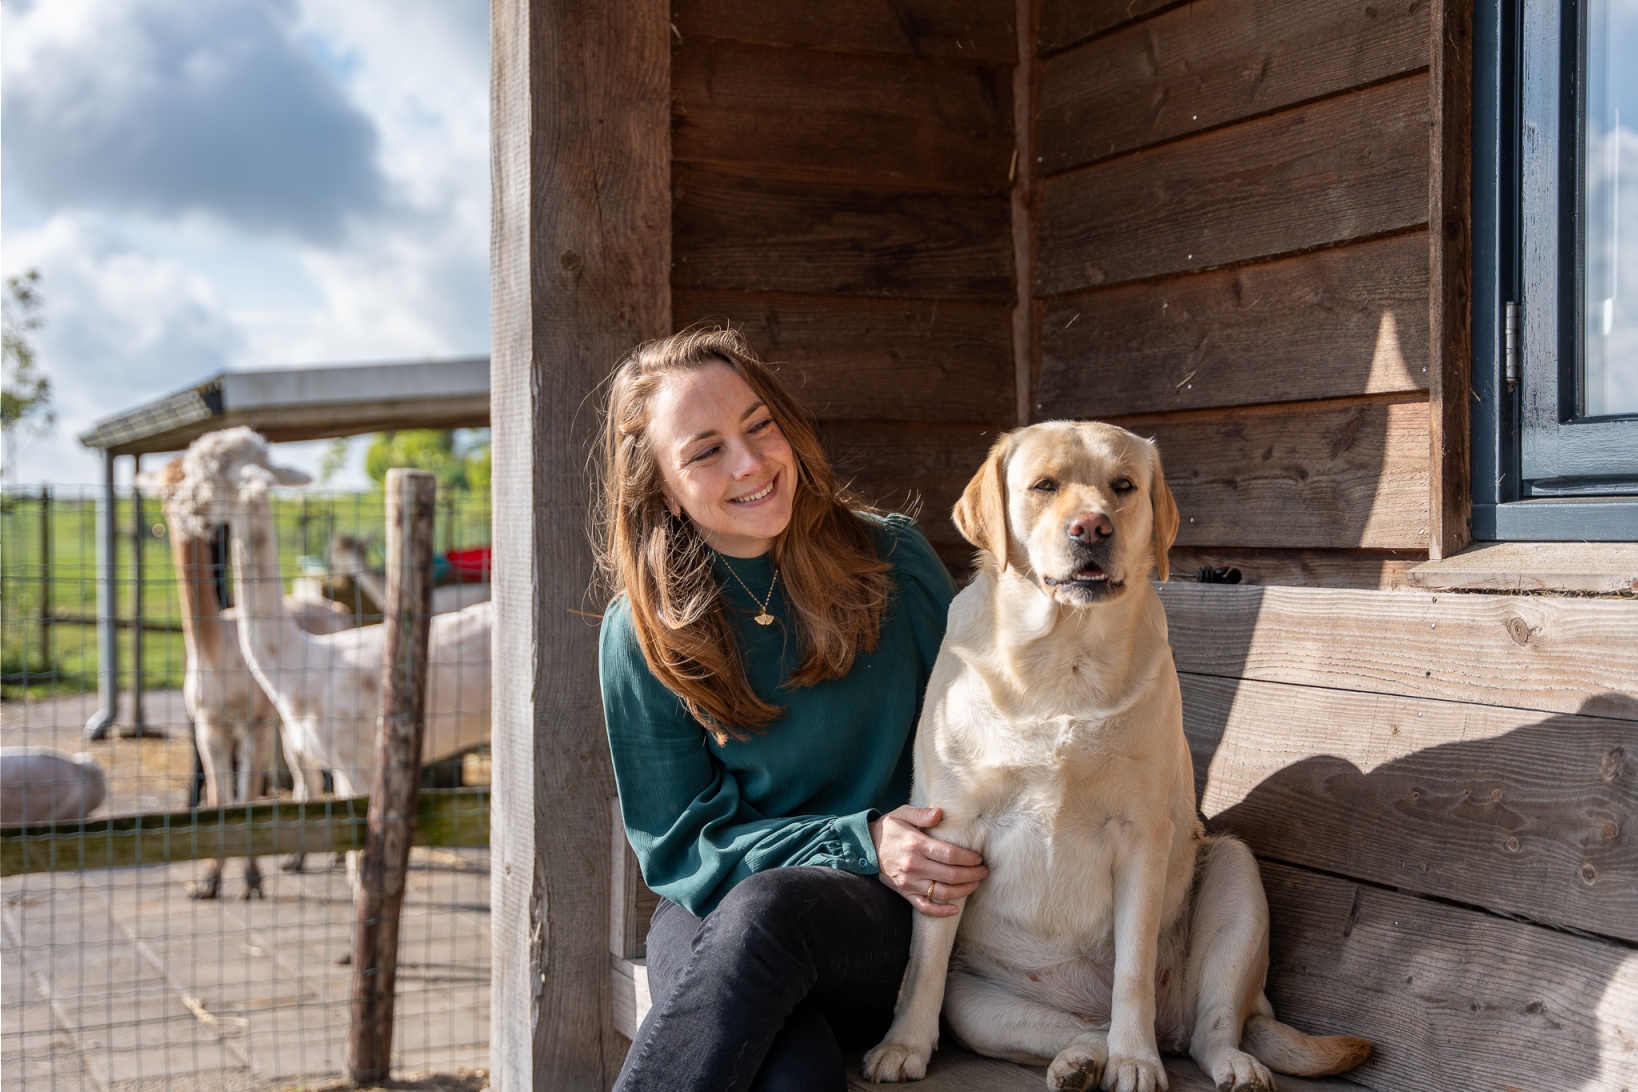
85 449 119 740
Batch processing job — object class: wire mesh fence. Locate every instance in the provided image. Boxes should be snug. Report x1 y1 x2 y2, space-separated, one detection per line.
2 479 493 1091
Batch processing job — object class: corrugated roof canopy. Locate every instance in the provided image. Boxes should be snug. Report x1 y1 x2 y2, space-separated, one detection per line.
78 358 491 456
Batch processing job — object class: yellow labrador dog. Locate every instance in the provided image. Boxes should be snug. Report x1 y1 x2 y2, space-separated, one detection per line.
864 422 1370 1092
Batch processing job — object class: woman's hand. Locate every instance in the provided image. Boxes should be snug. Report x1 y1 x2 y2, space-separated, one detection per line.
869 805 987 918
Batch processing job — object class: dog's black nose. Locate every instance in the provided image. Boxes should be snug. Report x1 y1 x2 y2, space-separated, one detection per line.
1067 511 1113 542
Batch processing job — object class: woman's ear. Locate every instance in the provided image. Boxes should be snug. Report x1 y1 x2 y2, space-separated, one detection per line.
953 433 1012 570
1148 445 1179 583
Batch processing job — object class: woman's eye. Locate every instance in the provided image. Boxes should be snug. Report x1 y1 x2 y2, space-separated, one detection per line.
1032 479 1057 493
1112 478 1135 494
749 417 775 435
687 445 720 464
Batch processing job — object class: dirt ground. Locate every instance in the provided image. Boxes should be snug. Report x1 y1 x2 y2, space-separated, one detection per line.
3 690 492 1092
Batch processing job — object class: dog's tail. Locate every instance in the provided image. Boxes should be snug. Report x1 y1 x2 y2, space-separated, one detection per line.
1242 1013 1372 1077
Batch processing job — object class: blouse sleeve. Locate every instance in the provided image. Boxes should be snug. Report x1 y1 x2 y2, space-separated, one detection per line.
599 597 880 917
879 513 959 680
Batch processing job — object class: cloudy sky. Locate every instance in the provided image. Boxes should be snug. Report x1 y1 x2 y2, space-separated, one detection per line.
1 0 489 487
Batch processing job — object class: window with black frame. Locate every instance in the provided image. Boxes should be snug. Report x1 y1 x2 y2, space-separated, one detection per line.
1474 0 1638 540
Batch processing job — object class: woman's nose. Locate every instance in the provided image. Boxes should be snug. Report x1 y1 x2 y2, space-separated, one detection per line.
729 440 768 478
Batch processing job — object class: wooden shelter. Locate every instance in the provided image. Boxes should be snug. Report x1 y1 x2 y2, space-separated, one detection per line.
488 2 1638 1089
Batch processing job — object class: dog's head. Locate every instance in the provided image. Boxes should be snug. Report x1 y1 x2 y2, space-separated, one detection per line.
952 421 1179 607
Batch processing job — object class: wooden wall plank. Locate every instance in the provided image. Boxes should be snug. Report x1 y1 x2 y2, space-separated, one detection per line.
672 0 1016 63
674 167 1014 301
1037 75 1429 296
1259 861 1638 1092
673 40 1012 193
1037 0 1177 55
1039 0 1427 174
1427 0 1474 559
1158 582 1638 722
490 0 669 1084
1038 233 1430 418
1133 397 1430 550
1164 547 1419 590
674 290 1014 422
1181 674 1638 943
817 420 1001 553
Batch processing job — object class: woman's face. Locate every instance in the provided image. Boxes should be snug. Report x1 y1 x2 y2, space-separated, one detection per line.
646 361 797 558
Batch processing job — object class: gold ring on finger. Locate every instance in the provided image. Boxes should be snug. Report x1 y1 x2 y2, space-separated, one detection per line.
927 880 937 900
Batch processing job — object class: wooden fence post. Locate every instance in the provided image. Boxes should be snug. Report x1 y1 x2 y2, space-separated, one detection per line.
347 468 437 1084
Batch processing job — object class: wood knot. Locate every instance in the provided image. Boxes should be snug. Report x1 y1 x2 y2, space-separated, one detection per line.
1580 863 1597 884
1504 616 1533 645
1601 747 1627 782
558 249 582 272
1505 836 1520 853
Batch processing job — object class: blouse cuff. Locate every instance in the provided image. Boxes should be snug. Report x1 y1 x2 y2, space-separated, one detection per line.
828 809 880 875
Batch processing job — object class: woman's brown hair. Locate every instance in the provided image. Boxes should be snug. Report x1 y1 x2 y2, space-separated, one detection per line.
593 328 892 743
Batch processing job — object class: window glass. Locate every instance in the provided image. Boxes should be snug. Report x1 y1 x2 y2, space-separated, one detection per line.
1582 0 1638 417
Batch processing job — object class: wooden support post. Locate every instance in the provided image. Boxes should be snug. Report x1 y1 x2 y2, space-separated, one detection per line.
347 468 437 1085
489 0 669 1085
129 454 146 735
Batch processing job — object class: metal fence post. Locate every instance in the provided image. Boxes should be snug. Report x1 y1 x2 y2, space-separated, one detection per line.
86 450 119 739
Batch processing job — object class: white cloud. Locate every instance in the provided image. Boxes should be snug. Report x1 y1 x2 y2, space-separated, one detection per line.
1 0 490 488
2 0 385 239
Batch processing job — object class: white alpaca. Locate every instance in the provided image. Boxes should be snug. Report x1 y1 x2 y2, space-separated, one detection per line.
166 429 492 890
330 533 491 616
136 457 354 898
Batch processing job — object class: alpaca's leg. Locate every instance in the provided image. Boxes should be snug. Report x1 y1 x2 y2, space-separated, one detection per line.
281 746 324 873
190 722 232 900
233 726 265 899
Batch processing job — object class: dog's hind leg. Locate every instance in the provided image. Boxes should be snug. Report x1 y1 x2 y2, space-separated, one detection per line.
1184 837 1274 1091
945 969 1110 1092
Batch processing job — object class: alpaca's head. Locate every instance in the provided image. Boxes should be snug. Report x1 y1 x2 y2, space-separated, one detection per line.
145 428 311 539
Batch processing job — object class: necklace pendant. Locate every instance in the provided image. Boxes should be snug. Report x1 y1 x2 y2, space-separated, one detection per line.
754 612 774 626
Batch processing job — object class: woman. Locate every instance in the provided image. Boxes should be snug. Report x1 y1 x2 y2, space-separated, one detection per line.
595 328 988 1092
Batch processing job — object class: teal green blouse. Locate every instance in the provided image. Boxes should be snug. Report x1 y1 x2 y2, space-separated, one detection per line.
600 514 957 917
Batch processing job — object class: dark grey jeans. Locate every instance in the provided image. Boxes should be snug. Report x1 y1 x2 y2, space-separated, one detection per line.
613 866 913 1092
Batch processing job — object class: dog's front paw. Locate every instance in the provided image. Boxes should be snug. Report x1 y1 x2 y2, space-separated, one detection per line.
1046 1037 1107 1091
1207 1049 1272 1092
863 1040 931 1083
1101 1054 1166 1092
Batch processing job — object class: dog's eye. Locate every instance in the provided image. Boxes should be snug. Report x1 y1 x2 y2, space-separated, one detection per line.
1112 478 1135 494
1031 478 1058 493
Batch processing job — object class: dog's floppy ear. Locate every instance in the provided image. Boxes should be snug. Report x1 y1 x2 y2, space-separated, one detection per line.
953 433 1012 570
1148 445 1179 583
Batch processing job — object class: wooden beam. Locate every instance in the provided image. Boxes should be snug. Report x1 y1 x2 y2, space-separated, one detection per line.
1158 582 1638 722
1181 673 1638 944
1260 860 1638 1092
0 789 489 876
1038 0 1426 174
1407 541 1638 593
1012 0 1038 426
1427 0 1474 558
1038 232 1431 418
348 468 438 1084
673 166 1015 301
489 0 669 1087
1121 396 1432 550
1164 547 1420 591
1037 0 1175 56
1037 74 1429 296
673 40 1012 193
672 0 1016 62
672 291 1014 422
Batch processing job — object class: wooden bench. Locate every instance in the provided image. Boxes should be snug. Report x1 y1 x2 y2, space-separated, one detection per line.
609 584 1638 1090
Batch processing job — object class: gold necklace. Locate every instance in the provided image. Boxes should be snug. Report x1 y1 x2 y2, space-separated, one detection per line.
721 561 779 625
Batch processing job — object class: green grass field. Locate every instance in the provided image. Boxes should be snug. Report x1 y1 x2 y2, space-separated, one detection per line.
1 486 491 700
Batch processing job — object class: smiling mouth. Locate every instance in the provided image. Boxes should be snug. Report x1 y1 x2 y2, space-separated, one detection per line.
729 475 777 504
1042 564 1123 592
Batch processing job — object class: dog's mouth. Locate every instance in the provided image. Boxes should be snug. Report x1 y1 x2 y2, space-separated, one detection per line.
1042 559 1124 601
